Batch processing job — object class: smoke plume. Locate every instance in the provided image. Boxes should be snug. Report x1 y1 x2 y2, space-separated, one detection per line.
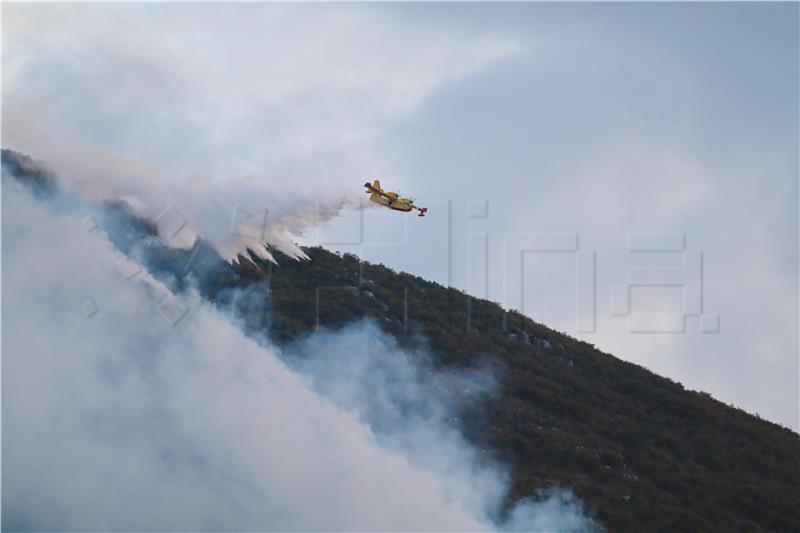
2 154 597 531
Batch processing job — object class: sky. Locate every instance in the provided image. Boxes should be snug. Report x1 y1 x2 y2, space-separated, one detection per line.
2 0 798 436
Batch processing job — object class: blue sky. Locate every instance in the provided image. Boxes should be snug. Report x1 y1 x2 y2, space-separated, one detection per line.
3 2 798 429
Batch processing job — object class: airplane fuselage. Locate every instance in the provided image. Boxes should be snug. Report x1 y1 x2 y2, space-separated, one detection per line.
364 180 427 217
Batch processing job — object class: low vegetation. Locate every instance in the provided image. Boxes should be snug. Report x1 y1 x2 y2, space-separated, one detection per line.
236 246 799 532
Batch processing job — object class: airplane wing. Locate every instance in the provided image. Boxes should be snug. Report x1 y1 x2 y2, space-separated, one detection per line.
364 182 394 200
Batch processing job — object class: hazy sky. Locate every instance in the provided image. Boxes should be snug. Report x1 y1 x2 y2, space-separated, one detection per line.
3 2 798 429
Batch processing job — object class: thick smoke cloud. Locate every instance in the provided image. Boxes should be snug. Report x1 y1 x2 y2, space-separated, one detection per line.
2 176 477 530
287 324 595 532
2 163 597 531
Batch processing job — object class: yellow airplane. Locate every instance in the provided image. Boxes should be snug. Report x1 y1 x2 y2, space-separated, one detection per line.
364 180 428 217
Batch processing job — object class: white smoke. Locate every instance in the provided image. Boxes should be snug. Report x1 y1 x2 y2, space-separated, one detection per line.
154 175 368 262
2 177 480 531
3 147 367 262
2 167 598 531
287 322 595 531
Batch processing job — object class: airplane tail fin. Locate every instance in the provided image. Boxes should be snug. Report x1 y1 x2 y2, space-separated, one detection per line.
365 179 383 203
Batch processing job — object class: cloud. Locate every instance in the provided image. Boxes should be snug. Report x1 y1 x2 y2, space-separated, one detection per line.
2 3 522 181
1 3 522 263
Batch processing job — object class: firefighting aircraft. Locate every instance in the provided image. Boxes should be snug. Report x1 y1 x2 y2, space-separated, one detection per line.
364 180 428 217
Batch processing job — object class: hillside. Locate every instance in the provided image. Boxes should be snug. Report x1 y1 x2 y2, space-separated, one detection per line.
3 148 799 532
233 247 800 532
